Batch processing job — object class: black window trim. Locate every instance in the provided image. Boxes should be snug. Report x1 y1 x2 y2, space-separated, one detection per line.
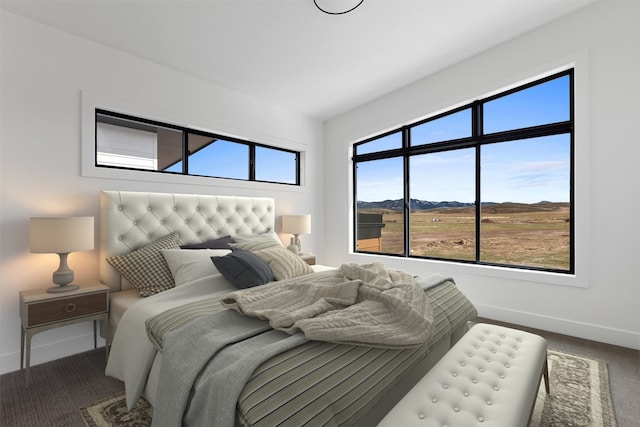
353 69 574 274
95 108 301 186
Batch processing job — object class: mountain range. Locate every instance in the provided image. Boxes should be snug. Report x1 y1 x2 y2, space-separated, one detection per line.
357 199 479 210
357 199 564 211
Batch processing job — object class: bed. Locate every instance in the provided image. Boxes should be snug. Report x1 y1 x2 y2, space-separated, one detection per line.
101 190 478 426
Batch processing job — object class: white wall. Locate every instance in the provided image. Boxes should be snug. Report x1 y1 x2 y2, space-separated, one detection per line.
325 1 640 349
0 11 324 374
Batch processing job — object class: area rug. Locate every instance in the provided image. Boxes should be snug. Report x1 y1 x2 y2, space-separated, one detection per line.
80 395 152 427
531 350 617 426
81 349 616 426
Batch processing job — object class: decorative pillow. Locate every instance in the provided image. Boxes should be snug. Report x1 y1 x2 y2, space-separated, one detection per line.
162 249 231 286
106 232 180 297
233 230 283 245
180 235 233 250
211 250 274 289
252 246 313 281
229 233 283 252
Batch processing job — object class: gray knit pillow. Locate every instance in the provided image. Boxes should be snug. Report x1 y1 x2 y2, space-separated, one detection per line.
229 236 281 252
107 232 180 297
252 246 313 280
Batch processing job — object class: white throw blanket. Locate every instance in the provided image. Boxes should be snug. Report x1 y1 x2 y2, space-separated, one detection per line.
222 262 435 348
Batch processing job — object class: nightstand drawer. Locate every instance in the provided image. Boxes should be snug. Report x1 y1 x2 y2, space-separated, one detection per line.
300 255 316 265
27 293 107 327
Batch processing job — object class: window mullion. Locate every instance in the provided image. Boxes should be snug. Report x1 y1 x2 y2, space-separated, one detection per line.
182 131 189 174
474 101 482 263
249 144 256 181
404 128 410 257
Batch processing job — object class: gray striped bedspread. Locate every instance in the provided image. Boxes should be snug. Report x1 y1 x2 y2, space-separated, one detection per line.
145 270 477 426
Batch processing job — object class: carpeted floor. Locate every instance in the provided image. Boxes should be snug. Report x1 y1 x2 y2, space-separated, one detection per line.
0 349 123 426
1 318 638 426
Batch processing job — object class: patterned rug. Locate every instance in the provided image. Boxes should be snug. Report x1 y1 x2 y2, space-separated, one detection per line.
80 349 616 426
80 395 152 427
531 350 617 426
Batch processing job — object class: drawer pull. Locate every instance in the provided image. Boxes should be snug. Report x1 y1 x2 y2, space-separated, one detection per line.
65 303 77 313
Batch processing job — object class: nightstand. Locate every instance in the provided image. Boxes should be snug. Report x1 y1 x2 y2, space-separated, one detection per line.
19 280 109 386
300 254 316 265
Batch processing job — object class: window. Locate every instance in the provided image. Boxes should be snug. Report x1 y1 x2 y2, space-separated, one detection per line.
353 70 573 273
95 110 300 185
356 154 405 254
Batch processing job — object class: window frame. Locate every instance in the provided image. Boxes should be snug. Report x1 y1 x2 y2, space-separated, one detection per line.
353 69 574 274
95 109 301 186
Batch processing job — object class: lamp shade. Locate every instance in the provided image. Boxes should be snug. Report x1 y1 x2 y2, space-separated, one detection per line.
281 214 311 235
30 217 95 254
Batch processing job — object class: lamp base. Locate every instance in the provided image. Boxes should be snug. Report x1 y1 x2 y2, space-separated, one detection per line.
47 284 79 293
51 253 75 290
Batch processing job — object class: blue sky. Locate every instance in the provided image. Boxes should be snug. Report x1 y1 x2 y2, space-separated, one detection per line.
356 74 571 204
166 140 297 184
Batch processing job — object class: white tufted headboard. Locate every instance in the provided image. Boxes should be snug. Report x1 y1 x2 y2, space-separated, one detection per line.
99 190 275 292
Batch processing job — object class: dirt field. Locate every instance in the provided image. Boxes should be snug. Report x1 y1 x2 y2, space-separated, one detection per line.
360 202 571 270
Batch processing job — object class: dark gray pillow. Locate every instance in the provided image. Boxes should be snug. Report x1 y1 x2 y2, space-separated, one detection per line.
211 249 274 289
180 235 232 249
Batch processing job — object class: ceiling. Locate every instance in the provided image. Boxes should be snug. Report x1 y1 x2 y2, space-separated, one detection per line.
1 0 596 120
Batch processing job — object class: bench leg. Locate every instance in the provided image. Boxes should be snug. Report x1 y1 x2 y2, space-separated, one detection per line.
528 353 551 425
543 357 550 394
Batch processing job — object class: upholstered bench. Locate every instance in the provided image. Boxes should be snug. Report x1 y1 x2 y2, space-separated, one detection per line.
378 323 549 426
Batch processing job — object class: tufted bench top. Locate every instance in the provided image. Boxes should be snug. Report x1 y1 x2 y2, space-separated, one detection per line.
378 323 549 427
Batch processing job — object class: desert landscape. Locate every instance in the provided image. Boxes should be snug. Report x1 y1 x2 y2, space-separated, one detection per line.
359 202 571 271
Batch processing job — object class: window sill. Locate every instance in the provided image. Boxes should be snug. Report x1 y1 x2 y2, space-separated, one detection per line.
352 252 586 289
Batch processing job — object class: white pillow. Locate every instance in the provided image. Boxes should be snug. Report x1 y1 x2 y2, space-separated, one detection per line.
161 249 231 286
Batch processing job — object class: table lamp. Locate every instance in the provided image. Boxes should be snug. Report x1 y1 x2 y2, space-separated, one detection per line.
281 214 311 255
30 216 95 293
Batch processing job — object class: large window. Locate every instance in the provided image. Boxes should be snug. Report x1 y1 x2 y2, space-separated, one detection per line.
96 110 300 185
353 70 573 273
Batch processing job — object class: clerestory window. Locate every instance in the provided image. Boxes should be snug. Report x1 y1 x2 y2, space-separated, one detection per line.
353 70 574 273
95 110 300 186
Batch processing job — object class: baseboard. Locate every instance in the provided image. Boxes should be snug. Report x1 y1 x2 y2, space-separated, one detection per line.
475 303 640 350
0 332 107 376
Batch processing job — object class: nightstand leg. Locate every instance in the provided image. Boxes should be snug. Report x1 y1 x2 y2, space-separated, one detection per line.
20 327 24 370
104 315 110 359
24 331 33 387
93 320 97 349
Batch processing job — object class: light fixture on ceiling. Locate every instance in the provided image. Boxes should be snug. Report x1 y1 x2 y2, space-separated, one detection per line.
314 0 365 15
